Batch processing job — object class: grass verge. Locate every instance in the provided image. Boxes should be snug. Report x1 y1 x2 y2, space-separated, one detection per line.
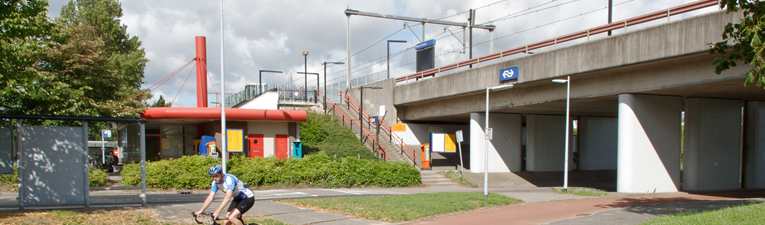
437 171 478 188
280 192 522 222
642 202 765 225
0 208 286 225
553 187 608 196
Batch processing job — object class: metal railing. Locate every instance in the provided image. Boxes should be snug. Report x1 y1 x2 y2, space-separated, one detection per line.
340 92 417 165
318 91 390 160
395 0 719 83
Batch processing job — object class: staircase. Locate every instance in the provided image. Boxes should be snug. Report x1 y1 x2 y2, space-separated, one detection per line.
420 170 460 187
333 103 413 164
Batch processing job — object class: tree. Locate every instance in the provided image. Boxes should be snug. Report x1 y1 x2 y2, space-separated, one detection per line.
0 0 149 119
56 0 148 118
710 1 765 88
151 95 169 107
0 0 57 115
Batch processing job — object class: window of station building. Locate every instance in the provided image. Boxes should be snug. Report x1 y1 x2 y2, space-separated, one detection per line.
183 125 198 156
161 125 184 160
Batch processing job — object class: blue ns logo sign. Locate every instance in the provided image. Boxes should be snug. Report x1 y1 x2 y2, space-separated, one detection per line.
499 66 519 82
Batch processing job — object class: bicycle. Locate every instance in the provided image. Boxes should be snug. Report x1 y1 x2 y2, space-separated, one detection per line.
191 212 247 225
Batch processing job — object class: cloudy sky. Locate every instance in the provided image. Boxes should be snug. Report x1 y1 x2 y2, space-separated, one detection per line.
46 0 719 107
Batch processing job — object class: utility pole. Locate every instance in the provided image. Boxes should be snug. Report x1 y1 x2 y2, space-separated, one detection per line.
608 0 613 36
468 9 476 68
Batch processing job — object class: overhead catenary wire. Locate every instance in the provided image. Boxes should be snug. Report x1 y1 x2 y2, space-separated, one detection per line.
293 0 643 88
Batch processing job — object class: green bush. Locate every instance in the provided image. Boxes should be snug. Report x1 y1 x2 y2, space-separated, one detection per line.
89 167 109 187
122 154 421 189
122 155 219 189
0 167 18 185
300 112 377 160
1 166 110 187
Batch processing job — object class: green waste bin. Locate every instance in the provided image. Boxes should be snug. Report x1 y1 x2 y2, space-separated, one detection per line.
292 141 302 158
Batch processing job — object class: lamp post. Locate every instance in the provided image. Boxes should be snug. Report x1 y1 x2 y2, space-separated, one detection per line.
219 0 227 174
484 84 514 199
323 61 345 113
387 40 406 79
354 86 382 133
302 50 309 101
259 70 283 95
552 76 571 190
297 72 319 102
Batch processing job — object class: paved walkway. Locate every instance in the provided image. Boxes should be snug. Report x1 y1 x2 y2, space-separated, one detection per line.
3 186 764 224
412 192 764 225
141 188 765 224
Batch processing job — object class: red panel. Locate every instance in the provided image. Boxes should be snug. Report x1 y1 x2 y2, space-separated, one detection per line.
141 107 307 121
248 134 264 158
275 134 288 159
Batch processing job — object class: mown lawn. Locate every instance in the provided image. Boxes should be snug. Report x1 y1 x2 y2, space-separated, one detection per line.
642 201 765 225
0 208 286 225
281 192 522 222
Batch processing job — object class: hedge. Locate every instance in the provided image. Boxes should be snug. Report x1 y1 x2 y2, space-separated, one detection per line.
121 154 421 189
1 166 110 187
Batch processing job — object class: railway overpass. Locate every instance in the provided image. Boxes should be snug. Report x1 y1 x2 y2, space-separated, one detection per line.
346 10 765 193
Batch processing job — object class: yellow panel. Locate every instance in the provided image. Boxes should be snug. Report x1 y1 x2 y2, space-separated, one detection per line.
392 124 407 132
444 134 457 153
227 129 243 152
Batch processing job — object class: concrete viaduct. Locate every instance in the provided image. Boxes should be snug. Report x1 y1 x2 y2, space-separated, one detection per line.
345 10 765 193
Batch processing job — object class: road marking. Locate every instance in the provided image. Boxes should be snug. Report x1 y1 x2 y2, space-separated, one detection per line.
327 189 368 195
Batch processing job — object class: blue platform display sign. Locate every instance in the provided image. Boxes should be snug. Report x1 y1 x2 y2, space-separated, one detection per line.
415 39 436 50
102 130 112 139
499 66 519 81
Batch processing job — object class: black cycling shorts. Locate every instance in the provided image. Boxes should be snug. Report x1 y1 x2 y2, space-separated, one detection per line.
227 197 255 214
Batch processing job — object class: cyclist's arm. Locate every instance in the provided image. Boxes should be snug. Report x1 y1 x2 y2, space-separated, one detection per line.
196 191 216 216
213 190 234 217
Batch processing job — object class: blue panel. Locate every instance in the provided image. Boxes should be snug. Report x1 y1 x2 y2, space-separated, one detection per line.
499 66 519 81
416 39 436 50
199 135 216 155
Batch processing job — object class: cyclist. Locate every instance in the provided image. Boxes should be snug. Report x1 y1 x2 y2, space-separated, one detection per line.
194 164 255 225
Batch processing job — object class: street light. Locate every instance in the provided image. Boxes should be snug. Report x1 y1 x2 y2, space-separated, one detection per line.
387 40 406 79
484 83 514 199
354 86 383 133
259 70 283 95
323 61 345 113
302 50 309 100
552 76 571 190
298 72 319 102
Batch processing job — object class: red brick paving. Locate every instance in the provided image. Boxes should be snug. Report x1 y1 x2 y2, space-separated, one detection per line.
413 193 746 225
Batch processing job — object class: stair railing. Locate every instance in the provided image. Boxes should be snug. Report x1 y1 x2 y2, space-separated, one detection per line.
318 91 390 160
341 92 416 165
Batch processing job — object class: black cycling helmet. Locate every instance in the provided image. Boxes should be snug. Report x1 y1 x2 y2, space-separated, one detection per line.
208 164 223 175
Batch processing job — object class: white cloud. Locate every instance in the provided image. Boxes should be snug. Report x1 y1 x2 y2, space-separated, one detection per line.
45 0 723 107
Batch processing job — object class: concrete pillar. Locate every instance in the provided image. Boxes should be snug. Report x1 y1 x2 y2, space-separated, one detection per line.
683 98 742 191
469 113 522 172
578 117 618 170
526 115 574 172
617 94 682 193
744 101 765 188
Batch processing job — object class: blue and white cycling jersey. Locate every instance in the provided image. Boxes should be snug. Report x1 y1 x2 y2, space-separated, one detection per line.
211 174 255 200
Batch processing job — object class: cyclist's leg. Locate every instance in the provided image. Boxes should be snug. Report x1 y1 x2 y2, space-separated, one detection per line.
226 199 244 225
229 197 254 225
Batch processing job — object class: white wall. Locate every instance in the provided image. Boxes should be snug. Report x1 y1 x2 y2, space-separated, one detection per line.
578 117 618 170
394 123 468 146
617 94 682 193
239 92 279 110
683 98 742 191
247 121 289 157
526 115 574 172
744 101 765 188
469 113 521 172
